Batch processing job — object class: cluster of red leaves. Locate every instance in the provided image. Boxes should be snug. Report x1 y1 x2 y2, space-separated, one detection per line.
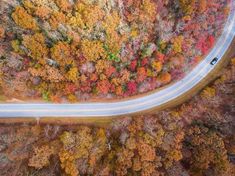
196 35 215 55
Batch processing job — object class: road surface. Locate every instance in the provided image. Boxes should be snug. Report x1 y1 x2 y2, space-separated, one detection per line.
0 2 235 119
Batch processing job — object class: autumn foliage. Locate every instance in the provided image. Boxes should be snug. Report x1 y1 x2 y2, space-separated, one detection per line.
0 58 234 176
0 0 229 102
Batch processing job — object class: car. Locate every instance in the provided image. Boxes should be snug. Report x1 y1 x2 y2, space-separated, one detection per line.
210 57 219 65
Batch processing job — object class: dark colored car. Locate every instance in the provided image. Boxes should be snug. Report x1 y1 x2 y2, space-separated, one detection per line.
210 57 219 65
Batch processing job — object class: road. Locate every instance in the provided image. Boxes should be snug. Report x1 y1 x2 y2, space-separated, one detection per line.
0 2 235 119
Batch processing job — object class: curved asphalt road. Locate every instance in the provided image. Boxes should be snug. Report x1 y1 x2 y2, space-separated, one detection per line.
0 2 235 118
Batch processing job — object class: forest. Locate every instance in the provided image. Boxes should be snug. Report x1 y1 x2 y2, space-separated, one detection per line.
0 58 234 176
0 0 234 175
0 0 229 102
